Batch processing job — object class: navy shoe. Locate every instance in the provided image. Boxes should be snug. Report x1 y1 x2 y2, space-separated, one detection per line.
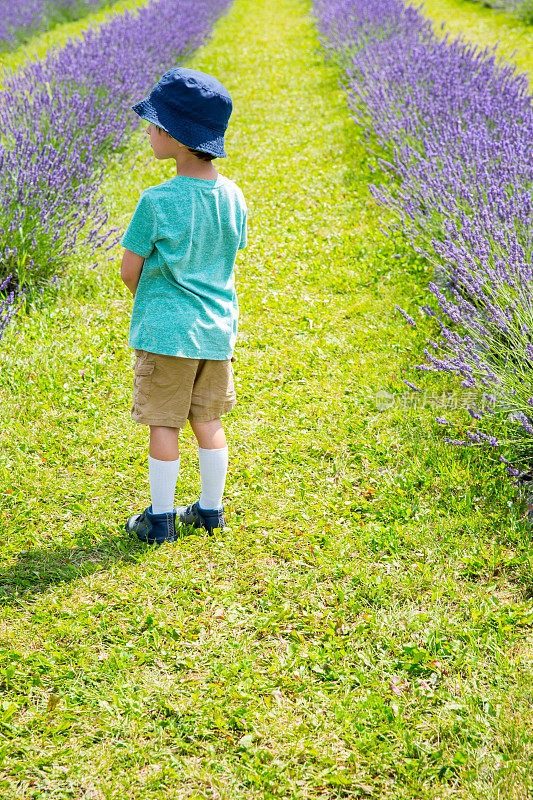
176 501 225 534
125 505 177 545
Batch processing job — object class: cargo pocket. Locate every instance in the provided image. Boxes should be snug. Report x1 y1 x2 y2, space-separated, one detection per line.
132 356 155 413
212 361 236 402
135 362 155 378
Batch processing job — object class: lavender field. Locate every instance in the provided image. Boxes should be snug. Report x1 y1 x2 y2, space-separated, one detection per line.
0 0 115 51
0 0 533 796
0 0 231 337
315 0 533 477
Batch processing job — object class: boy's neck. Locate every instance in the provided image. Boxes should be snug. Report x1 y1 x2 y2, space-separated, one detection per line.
175 151 218 181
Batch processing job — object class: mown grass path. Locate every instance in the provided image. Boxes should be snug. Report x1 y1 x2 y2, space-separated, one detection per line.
1 0 533 796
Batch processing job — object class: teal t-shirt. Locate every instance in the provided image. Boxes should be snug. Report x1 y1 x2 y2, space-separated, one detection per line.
121 173 247 359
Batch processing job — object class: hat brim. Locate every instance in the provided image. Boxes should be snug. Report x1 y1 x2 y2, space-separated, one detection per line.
132 99 227 158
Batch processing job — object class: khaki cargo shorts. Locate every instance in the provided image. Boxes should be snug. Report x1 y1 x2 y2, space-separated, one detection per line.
131 349 237 429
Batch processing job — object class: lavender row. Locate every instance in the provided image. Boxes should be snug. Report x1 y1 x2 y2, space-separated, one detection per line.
0 0 231 339
313 0 533 471
0 0 113 52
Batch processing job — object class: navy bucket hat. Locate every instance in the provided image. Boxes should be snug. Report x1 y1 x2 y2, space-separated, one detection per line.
133 67 233 158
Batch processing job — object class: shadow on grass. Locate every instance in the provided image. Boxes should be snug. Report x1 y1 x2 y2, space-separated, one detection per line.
0 532 145 607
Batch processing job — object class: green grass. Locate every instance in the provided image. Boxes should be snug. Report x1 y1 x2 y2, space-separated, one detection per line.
1 0 533 796
420 0 533 80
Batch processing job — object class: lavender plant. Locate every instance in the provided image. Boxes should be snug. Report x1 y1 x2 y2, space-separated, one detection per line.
0 0 232 338
0 0 114 52
313 0 533 472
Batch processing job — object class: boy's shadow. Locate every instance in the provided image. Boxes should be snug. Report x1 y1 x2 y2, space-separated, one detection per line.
0 534 144 607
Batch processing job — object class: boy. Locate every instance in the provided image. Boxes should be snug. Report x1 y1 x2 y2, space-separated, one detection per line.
120 67 247 546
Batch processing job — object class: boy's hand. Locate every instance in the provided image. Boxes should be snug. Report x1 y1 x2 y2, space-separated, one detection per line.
120 249 145 296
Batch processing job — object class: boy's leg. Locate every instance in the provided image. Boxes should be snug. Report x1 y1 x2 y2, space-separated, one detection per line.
148 425 180 513
149 425 180 459
189 418 228 511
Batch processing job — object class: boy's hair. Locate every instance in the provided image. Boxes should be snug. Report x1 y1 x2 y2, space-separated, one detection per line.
156 124 216 161
186 147 216 162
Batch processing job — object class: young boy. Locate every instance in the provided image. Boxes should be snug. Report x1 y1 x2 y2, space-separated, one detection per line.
120 66 247 546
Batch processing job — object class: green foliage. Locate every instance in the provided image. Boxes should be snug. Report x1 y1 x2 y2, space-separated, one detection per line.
460 0 533 24
515 0 533 23
0 0 533 797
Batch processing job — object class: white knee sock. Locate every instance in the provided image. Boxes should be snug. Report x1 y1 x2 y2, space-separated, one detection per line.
149 455 180 514
198 446 228 510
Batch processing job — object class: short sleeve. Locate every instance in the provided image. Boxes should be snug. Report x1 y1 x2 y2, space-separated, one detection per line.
238 207 247 250
121 193 158 258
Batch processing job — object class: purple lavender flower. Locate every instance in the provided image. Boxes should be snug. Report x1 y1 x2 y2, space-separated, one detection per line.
0 0 231 338
513 411 533 437
0 1 113 52
313 0 533 472
395 304 417 327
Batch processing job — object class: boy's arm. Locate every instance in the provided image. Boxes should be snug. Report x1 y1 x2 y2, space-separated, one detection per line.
120 192 157 296
120 249 145 297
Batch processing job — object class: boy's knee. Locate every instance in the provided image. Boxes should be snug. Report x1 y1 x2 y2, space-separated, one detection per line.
190 418 226 450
